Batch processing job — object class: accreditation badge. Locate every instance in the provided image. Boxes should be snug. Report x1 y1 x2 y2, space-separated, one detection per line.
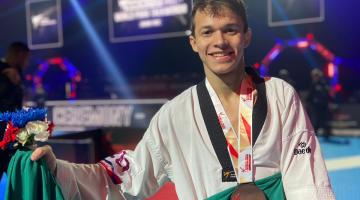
238 147 253 183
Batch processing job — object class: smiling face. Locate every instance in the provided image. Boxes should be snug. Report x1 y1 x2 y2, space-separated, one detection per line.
189 7 251 77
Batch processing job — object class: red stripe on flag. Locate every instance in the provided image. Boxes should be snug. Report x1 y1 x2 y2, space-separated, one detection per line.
241 115 251 143
226 141 238 158
99 161 122 184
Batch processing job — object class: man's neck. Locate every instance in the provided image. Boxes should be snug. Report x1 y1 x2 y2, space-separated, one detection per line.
205 65 246 100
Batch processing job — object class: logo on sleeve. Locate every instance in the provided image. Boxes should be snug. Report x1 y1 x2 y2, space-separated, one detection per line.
293 142 311 155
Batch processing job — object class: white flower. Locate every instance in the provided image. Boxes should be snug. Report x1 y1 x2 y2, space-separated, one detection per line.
16 128 30 145
15 121 51 147
25 121 50 142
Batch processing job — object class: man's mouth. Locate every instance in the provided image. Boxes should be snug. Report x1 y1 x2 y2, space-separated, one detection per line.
208 51 235 61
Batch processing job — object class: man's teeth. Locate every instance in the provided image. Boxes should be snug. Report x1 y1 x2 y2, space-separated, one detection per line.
211 52 231 57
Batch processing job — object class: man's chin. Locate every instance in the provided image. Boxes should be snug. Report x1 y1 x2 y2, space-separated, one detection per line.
215 66 243 76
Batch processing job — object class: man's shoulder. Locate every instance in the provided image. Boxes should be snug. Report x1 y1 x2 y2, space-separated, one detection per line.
263 76 299 108
264 76 296 94
151 84 200 124
148 85 197 132
161 85 197 111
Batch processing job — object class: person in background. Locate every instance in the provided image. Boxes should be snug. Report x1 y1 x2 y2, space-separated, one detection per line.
0 41 30 179
0 41 29 112
307 68 332 139
30 1 334 199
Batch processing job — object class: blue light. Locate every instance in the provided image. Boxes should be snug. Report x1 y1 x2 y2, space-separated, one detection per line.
63 58 79 79
334 57 342 65
271 0 299 38
330 65 339 87
310 44 317 50
260 65 268 77
69 0 133 98
286 39 297 47
269 49 280 60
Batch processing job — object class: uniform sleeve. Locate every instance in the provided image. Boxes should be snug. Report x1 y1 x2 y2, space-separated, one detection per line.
280 90 335 200
55 112 170 200
55 160 125 200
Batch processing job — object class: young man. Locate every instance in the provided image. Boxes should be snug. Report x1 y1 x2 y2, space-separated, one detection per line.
31 0 335 199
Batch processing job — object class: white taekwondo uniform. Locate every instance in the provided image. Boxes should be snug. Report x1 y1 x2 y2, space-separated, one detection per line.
54 70 335 200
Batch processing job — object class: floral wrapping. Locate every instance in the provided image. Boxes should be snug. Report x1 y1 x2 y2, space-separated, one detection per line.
0 108 54 150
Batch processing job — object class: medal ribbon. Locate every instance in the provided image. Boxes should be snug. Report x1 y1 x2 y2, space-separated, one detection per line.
206 75 256 183
238 75 255 183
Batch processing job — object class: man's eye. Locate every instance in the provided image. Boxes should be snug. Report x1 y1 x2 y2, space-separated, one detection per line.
225 29 238 35
201 30 212 36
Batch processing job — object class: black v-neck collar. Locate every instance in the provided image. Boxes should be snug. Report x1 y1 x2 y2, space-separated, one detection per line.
245 67 268 145
196 67 268 181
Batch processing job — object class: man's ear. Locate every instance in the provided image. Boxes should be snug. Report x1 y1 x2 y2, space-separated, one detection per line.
189 35 199 53
244 28 252 48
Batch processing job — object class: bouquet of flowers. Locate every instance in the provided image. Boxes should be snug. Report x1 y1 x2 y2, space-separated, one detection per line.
0 108 63 200
0 108 54 150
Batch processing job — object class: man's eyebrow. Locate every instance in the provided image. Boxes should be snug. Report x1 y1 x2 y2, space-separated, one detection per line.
223 24 242 28
199 25 213 30
199 23 242 30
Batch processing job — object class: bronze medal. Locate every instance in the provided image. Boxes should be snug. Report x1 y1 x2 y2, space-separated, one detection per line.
230 183 266 200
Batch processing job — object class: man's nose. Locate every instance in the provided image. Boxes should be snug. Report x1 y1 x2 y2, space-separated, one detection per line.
213 31 228 48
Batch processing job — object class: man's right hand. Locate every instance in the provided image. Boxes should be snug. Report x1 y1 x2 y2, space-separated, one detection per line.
31 145 57 174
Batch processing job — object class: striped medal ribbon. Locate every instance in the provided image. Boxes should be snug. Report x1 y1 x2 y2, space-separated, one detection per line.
206 75 256 183
237 75 255 183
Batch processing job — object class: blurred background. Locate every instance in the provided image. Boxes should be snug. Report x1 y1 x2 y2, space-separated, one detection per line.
1 0 360 199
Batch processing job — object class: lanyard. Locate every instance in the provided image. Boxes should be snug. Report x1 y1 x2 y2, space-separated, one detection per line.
205 75 256 183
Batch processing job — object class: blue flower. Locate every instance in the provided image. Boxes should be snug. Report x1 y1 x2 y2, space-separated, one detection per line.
0 108 47 128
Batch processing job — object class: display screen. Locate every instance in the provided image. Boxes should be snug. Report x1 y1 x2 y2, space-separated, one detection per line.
268 0 324 26
109 0 192 42
26 0 63 49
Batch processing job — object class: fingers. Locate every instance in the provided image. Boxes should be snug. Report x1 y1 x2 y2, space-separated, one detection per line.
31 145 57 173
31 145 52 161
